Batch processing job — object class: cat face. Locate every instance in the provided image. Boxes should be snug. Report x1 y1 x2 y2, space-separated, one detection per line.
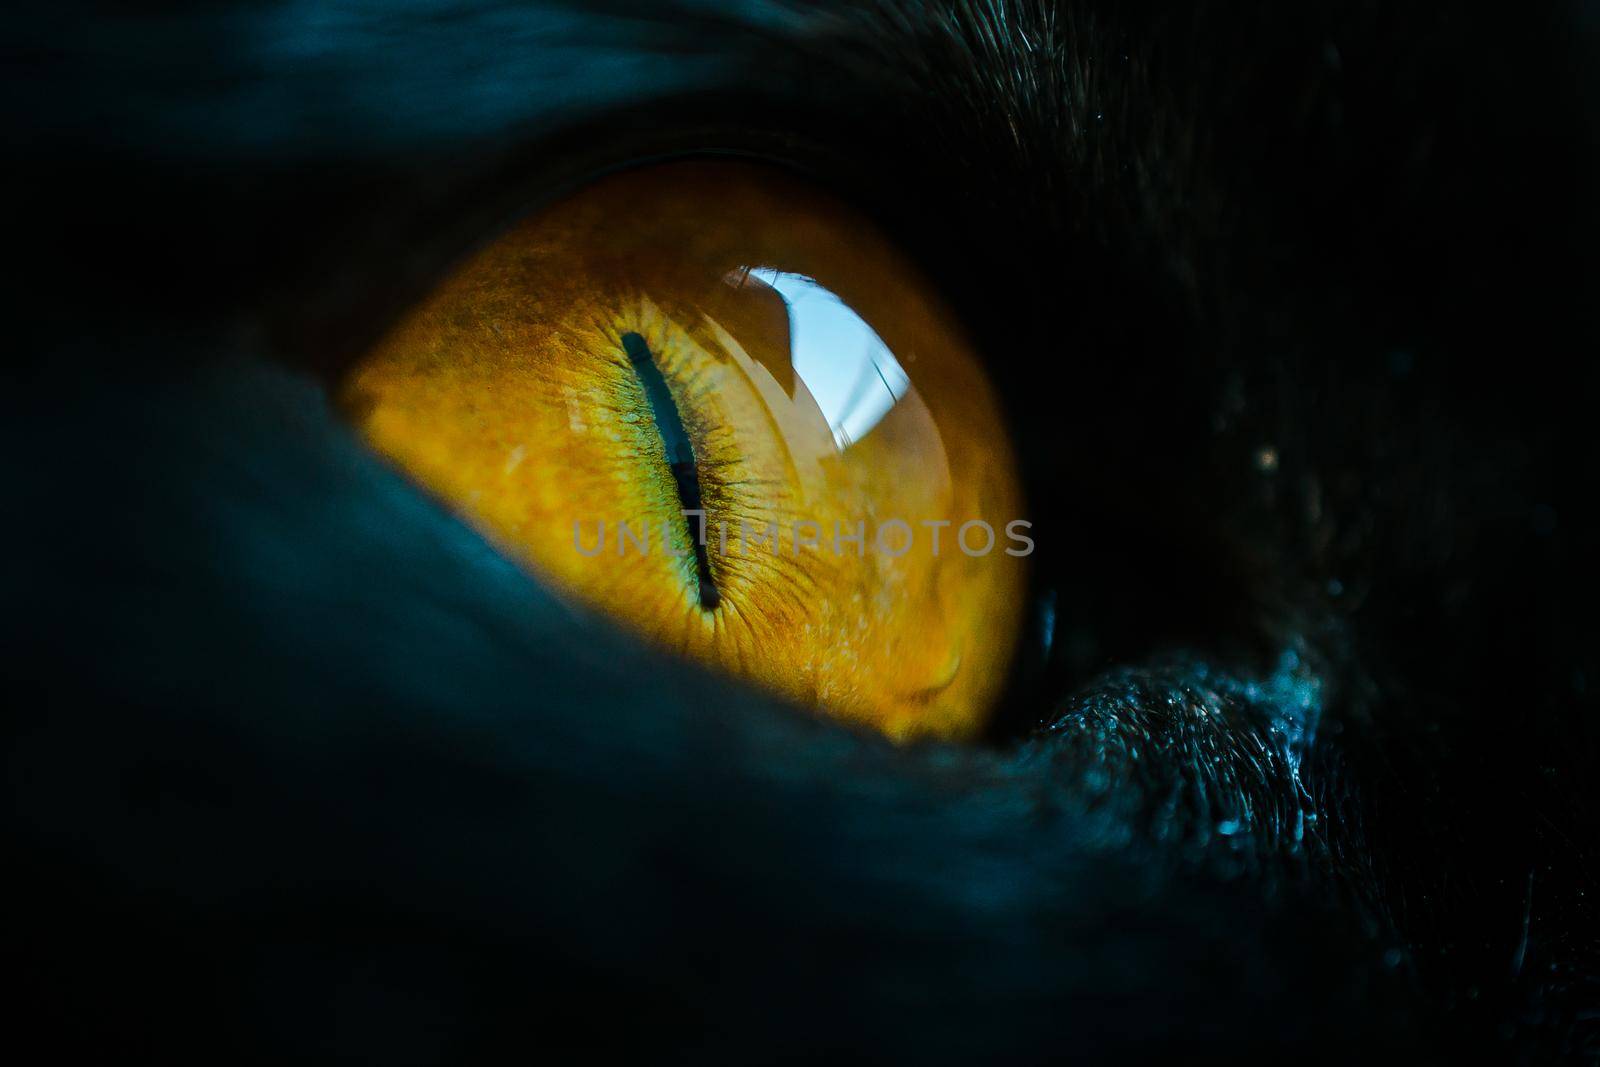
7 1 1597 1060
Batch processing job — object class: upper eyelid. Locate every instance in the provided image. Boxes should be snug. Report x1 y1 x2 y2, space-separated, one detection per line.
71 12 877 378
276 102 956 390
186 12 1112 386
273 134 810 383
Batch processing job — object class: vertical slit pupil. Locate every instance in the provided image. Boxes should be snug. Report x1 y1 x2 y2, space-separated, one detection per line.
621 331 720 610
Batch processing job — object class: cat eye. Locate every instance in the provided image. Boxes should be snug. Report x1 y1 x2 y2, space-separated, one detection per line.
340 162 1028 740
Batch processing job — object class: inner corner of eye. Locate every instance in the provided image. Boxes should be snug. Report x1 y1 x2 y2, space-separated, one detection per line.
339 161 1027 742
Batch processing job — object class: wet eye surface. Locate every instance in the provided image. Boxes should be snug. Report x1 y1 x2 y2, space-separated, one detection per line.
342 162 1027 740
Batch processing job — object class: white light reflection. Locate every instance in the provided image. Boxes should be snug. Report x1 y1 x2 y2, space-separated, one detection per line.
748 268 910 450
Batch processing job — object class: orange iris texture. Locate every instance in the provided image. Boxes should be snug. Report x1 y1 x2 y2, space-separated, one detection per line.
343 163 1027 740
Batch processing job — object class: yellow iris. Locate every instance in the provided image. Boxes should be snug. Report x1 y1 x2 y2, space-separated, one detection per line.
341 162 1027 740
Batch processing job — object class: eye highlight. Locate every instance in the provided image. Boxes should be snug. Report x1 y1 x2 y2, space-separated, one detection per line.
341 162 1027 740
